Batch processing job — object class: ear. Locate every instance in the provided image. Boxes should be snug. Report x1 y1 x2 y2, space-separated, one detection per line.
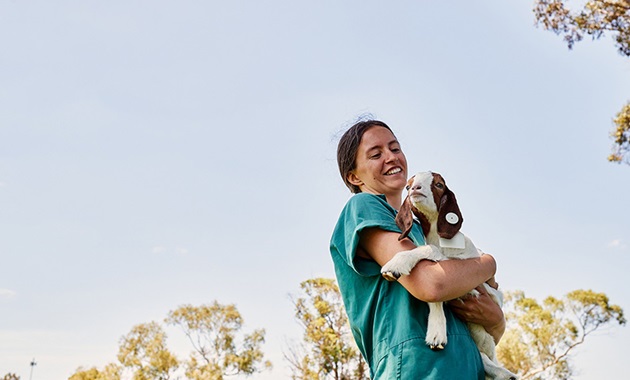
437 187 463 239
346 172 363 188
395 196 414 241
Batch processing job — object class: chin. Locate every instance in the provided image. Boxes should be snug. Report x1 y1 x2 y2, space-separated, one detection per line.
391 178 408 189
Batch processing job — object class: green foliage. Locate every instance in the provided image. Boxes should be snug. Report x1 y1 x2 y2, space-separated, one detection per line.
533 0 630 164
287 278 369 380
117 322 179 380
497 289 626 380
165 302 271 380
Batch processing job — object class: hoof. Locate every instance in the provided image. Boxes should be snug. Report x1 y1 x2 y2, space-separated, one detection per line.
429 343 444 351
381 271 400 282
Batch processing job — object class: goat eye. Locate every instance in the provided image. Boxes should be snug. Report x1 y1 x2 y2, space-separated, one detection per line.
435 183 444 189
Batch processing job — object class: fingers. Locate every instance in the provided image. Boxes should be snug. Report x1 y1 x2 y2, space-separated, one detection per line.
486 276 499 290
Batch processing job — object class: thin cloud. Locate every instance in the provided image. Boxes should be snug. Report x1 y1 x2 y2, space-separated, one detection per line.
607 239 627 249
152 246 189 255
175 247 189 256
0 289 17 298
152 246 167 254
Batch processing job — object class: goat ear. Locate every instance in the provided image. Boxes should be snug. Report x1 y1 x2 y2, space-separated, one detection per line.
395 196 414 241
437 187 463 239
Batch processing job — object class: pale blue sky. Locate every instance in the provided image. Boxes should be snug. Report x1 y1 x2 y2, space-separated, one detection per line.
1 1 629 379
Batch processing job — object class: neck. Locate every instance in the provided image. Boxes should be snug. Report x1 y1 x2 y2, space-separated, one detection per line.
359 187 403 210
424 221 441 245
386 194 403 211
414 206 439 244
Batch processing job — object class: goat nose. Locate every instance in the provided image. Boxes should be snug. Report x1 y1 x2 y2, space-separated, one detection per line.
411 184 421 190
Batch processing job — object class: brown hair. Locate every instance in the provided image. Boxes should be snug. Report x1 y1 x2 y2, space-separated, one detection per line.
337 120 394 193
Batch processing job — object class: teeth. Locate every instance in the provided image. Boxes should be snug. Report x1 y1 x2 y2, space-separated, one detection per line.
386 168 402 175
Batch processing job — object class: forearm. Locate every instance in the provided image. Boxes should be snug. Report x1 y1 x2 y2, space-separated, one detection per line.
401 254 497 302
360 228 497 302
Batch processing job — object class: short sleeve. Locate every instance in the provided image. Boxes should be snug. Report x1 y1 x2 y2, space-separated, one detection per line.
330 193 412 276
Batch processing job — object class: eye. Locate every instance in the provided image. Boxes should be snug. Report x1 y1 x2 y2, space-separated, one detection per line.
434 183 444 189
369 153 381 159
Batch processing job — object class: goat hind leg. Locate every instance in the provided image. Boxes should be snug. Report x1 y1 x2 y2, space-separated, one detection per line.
479 352 518 380
425 302 448 350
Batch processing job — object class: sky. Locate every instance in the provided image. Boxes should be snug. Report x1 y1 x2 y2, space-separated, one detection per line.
1 1 629 379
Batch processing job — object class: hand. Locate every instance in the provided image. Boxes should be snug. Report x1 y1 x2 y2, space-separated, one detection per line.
486 276 499 290
447 285 505 343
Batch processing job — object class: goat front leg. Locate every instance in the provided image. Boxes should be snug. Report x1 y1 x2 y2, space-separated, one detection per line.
426 301 448 350
381 244 446 281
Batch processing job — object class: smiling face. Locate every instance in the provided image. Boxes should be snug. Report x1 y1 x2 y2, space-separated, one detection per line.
347 126 408 207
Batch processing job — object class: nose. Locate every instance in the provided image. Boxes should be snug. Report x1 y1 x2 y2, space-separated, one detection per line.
410 183 421 191
385 150 398 163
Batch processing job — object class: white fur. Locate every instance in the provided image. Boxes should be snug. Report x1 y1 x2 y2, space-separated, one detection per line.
380 172 518 380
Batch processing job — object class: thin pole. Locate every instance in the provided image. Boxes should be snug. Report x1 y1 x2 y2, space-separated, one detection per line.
29 359 37 380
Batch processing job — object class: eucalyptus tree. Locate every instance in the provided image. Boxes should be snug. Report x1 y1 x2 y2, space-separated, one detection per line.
534 0 630 164
166 302 271 380
117 322 179 380
287 278 369 380
497 289 626 379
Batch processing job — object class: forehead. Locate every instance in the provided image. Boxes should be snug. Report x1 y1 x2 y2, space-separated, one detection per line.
412 172 444 186
359 126 398 150
415 172 434 184
407 172 431 189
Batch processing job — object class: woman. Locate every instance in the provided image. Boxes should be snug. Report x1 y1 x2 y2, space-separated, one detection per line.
330 120 505 379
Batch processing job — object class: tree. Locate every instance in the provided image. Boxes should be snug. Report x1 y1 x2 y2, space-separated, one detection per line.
286 278 369 380
69 302 269 380
117 321 179 380
610 102 630 163
534 0 630 54
68 364 121 380
533 0 630 164
496 289 626 379
2 374 20 380
165 302 271 380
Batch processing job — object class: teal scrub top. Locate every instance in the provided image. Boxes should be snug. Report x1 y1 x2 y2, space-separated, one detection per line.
330 193 484 380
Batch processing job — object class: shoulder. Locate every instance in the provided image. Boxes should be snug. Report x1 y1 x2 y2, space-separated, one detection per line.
334 193 400 237
343 193 393 214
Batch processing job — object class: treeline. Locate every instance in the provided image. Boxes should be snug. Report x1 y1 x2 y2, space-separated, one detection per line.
3 279 625 380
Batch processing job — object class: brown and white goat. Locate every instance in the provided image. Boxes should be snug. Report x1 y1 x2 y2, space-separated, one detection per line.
380 171 517 380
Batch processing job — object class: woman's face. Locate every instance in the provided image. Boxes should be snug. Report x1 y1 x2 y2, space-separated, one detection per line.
348 126 408 199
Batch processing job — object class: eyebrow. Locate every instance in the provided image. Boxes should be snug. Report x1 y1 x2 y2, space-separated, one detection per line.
365 139 400 152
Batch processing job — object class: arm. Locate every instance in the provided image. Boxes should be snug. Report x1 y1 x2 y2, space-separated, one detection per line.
360 227 497 303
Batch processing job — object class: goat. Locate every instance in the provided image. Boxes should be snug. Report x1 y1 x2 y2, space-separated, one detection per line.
380 171 517 380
